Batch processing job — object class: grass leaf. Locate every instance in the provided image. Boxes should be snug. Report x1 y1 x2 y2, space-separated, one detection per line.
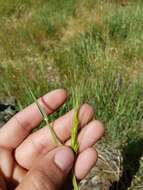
71 106 79 153
28 87 62 145
71 92 80 190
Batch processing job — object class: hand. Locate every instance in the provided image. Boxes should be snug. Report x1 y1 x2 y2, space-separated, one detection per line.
0 89 104 190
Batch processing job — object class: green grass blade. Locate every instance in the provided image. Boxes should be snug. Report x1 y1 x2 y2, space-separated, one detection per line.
71 102 80 190
28 87 49 123
71 107 79 153
28 87 62 145
72 174 79 190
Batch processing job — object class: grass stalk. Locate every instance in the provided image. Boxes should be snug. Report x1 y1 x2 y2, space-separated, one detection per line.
29 86 80 189
28 87 62 145
70 89 80 190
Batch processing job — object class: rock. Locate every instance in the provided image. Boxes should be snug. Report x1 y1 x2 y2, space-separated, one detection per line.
80 144 123 190
0 98 17 127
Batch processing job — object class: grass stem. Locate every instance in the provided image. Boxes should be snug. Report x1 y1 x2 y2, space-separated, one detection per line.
28 87 62 146
71 105 80 190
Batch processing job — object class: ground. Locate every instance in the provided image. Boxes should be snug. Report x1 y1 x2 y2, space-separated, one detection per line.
0 0 143 189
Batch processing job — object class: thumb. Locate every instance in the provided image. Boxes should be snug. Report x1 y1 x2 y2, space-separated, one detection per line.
16 147 74 190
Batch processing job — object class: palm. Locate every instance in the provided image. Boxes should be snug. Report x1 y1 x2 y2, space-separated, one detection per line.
0 89 104 190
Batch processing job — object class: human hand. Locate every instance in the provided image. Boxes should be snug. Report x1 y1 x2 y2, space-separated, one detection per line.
0 89 104 190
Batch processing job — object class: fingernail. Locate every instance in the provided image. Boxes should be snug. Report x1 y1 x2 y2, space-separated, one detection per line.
54 148 74 172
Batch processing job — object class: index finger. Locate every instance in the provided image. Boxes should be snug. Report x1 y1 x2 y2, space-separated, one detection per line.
0 89 67 150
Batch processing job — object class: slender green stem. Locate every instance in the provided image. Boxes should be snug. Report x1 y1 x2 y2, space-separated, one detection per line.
72 174 79 190
28 87 62 146
29 87 80 190
71 106 79 190
71 107 79 153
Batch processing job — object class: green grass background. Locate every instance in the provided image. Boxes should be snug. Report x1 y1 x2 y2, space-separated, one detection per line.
0 0 143 189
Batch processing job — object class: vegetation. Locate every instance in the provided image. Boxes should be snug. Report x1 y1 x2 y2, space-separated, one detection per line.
0 0 143 189
30 87 79 190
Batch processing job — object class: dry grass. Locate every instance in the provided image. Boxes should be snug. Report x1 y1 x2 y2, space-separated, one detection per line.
0 0 143 189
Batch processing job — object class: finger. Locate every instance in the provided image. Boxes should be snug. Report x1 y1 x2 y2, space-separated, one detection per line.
16 147 74 190
15 104 94 169
65 120 104 152
0 170 6 190
75 148 98 180
0 89 67 150
0 149 26 189
12 164 27 185
5 164 26 190
0 148 14 179
52 103 94 142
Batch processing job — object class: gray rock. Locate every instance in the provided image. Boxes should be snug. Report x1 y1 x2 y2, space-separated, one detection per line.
80 144 123 190
0 98 17 127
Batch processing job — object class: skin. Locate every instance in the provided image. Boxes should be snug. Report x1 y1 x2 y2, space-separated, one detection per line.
0 89 104 190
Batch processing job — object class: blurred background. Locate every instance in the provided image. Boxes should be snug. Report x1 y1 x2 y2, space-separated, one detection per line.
0 0 143 189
